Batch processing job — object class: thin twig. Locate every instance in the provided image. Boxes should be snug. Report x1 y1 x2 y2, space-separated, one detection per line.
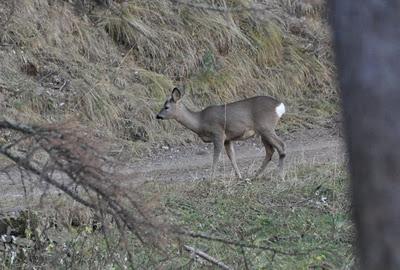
184 245 233 270
58 80 68 92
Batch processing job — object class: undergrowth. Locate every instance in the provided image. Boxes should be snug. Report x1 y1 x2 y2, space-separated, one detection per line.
0 162 353 269
143 163 354 269
0 0 335 155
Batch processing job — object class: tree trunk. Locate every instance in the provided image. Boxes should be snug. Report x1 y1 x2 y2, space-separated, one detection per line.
330 1 400 269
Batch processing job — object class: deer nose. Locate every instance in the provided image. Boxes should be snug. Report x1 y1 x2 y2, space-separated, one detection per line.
156 114 163 119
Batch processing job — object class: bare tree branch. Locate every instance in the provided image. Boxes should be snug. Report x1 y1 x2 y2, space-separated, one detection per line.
0 119 165 249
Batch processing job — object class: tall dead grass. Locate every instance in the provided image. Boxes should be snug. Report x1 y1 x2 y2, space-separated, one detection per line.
0 0 334 152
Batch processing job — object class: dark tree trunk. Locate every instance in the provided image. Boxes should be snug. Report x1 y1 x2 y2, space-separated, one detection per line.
330 1 400 269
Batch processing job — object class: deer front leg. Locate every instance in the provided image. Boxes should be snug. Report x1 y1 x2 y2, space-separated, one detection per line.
210 137 224 180
224 141 242 179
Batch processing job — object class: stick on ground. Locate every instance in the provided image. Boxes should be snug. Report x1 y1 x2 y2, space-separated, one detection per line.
184 245 233 270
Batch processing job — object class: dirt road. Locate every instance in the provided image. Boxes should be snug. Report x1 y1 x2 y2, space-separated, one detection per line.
124 127 344 182
0 127 344 205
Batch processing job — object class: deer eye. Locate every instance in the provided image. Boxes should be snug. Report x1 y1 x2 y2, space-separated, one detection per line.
165 106 170 110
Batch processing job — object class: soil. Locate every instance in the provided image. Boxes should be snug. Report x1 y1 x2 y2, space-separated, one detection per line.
123 127 345 182
0 127 345 207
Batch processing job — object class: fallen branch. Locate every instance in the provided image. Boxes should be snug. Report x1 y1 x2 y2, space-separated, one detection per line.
178 229 313 256
184 245 233 270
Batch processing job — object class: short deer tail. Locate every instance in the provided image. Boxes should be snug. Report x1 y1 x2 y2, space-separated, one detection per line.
275 103 286 118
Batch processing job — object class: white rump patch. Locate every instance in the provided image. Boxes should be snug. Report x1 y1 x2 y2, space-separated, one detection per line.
275 103 286 118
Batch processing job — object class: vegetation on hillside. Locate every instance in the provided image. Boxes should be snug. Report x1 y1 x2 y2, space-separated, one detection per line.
0 0 335 152
0 1 352 269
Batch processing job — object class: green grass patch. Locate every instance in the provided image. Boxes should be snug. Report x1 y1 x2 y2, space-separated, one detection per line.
132 162 354 269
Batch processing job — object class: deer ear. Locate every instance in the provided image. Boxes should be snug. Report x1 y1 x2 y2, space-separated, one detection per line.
171 87 182 102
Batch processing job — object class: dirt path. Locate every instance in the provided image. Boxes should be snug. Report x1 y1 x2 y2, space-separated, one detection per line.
123 127 344 182
0 128 344 205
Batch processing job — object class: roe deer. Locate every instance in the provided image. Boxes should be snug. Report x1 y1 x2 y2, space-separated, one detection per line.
156 88 286 179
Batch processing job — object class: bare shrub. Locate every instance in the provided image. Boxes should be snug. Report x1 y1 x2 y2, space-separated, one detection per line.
0 119 171 267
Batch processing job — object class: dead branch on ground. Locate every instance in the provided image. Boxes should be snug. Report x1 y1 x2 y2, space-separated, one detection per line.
184 245 233 270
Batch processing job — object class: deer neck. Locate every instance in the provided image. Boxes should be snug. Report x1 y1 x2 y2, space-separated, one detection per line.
175 105 201 134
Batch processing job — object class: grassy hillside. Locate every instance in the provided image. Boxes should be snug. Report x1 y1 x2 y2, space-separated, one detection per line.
0 0 335 152
0 2 353 269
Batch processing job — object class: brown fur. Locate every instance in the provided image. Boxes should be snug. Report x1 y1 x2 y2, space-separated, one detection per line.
157 88 286 179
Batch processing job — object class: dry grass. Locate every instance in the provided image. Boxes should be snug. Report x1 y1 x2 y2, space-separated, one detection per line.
0 0 335 154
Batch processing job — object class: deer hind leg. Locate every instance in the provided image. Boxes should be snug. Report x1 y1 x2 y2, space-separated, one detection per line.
273 133 286 170
254 138 274 177
224 141 242 179
259 129 286 170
